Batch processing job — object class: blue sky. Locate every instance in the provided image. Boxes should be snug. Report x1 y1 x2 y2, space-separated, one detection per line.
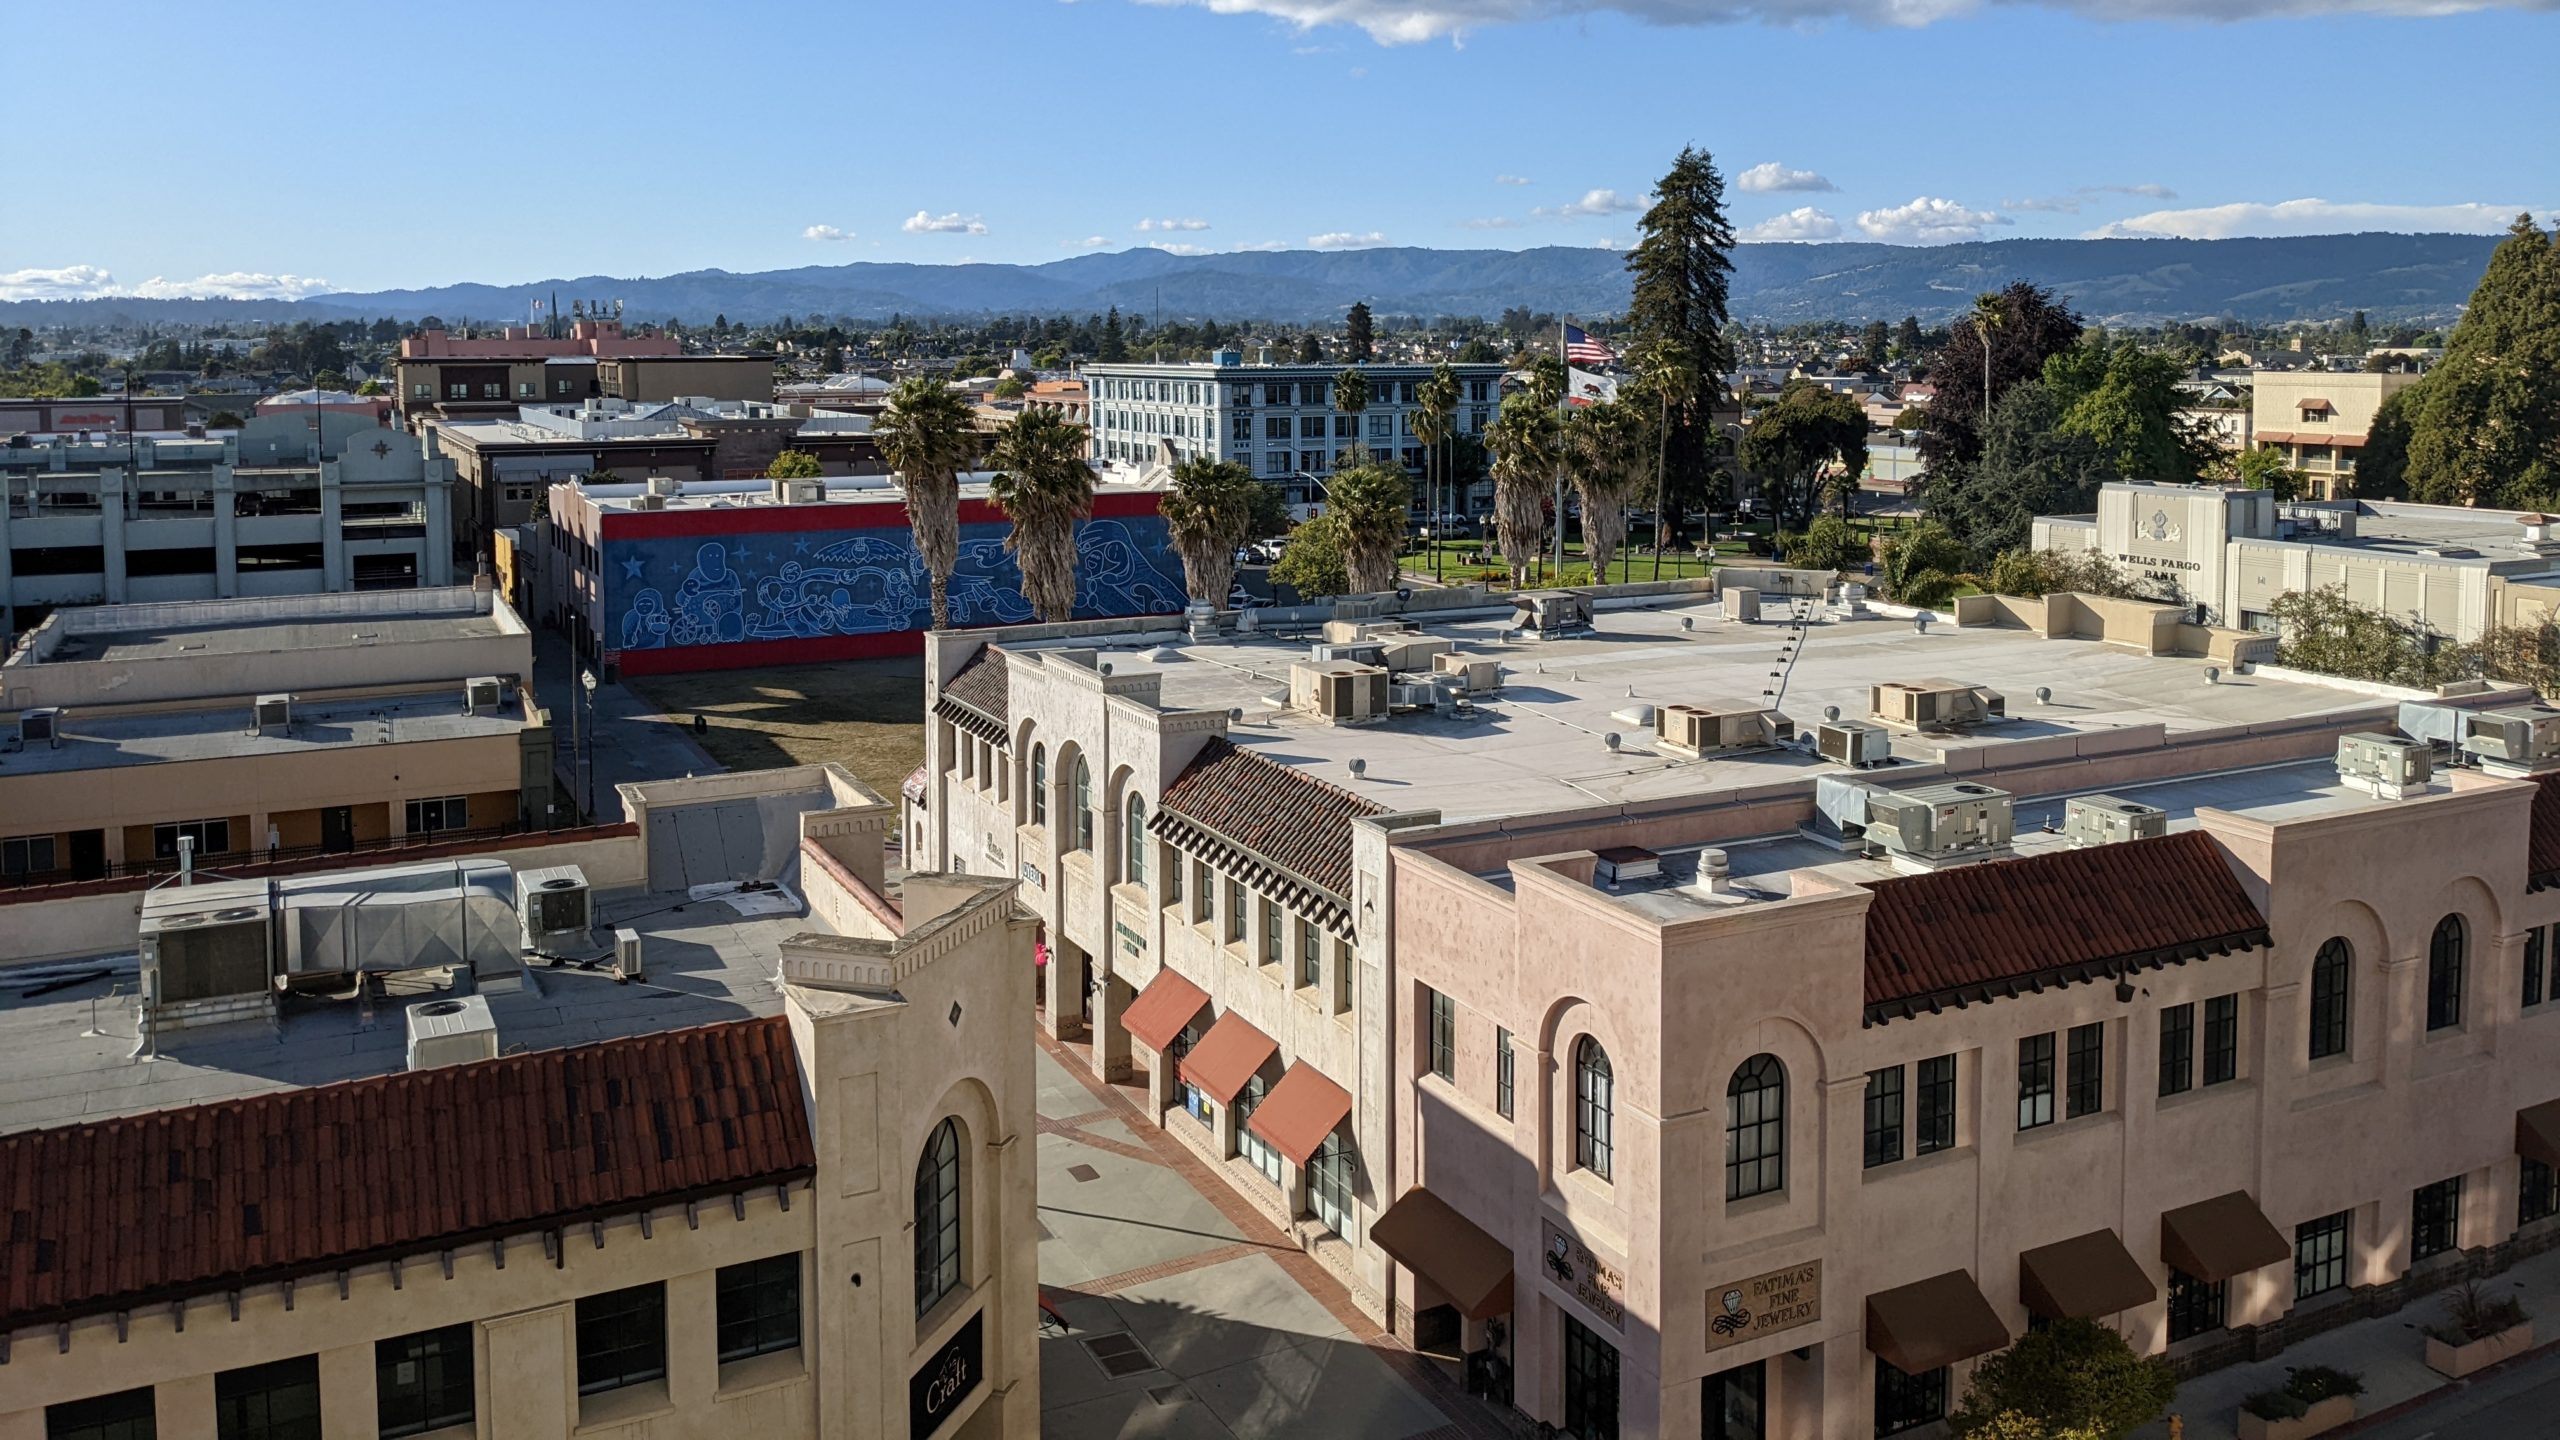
3 0 2554 299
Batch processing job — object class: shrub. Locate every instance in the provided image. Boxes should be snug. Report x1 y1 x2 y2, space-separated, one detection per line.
2285 1365 2365 1403
2428 1279 2529 1344
1948 1317 2177 1439
2242 1390 2308 1421
1782 514 1868 573
1985 547 2146 601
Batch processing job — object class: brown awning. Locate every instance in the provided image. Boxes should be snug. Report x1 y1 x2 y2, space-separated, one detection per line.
2297 398 2332 411
1177 1011 1277 1106
1249 1062 1353 1166
2518 1098 2560 1169
1121 969 1209 1055
2160 1191 2291 1283
1866 1270 2008 1375
1369 1188 1514 1320
2019 1229 2158 1321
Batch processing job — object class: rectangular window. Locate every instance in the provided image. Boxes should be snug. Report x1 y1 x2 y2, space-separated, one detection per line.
2528 927 2547 1009
1192 860 1213 923
377 1325 474 1439
2203 995 2238 1085
1914 1054 1956 1155
1427 986 1455 1080
215 1355 320 1440
2294 1210 2350 1300
1333 937 1355 1014
1495 1027 1515 1118
2522 1156 2560 1226
715 1253 804 1362
1225 877 1245 943
45 1389 157 1440
1299 382 1327 406
152 818 232 860
1164 848 1182 905
2065 1022 2104 1118
2309 952 2350 1059
3 834 59 876
1298 918 1321 988
1265 416 1290 440
2165 1267 2227 1343
1310 1133 1355 1236
404 796 468 834
1334 415 1356 438
1264 383 1290 405
1864 1065 1905 1168
2158 1004 2195 1097
2412 1177 2462 1261
1299 415 1327 438
2017 1033 2056 1131
1263 898 1282 965
1873 1359 1948 1437
575 1282 668 1395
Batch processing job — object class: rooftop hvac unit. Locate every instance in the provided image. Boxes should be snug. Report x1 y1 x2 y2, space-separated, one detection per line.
1511 589 1593 637
140 903 274 1004
2461 707 2560 775
613 927 645 982
463 676 504 714
1869 679 2006 733
631 492 667 511
1593 846 1662 887
17 706 61 749
2063 795 2169 848
2336 731 2432 800
518 865 594 954
1431 653 1502 693
252 693 293 735
1655 703 1795 758
1816 720 1893 768
1309 641 1388 666
775 477 824 505
1290 661 1388 725
1863 781 2015 870
644 474 681 498
405 996 499 1071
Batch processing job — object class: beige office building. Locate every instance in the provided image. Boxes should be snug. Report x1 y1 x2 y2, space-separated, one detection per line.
1 764 1040 1440
2248 371 2421 500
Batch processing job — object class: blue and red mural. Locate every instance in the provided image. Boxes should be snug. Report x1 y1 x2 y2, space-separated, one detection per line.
602 492 1188 674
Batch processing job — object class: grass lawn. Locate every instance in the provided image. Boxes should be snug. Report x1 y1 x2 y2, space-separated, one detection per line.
633 656 926 802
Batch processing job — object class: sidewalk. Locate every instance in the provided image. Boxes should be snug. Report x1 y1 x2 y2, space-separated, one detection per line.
531 630 725 816
2137 1246 2560 1439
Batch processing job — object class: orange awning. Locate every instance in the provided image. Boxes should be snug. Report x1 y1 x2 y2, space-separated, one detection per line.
1121 969 1209 1055
1249 1062 1353 1165
1177 1011 1277 1106
1369 1188 1514 1320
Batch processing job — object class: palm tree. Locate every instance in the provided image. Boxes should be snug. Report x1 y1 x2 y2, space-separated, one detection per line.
1161 457 1257 607
1564 398 1646 583
1630 339 1699 579
987 408 1094 623
1969 290 2008 429
871 376 978 628
1413 362 1461 576
1486 391 1560 588
1333 366 1370 466
1325 459 1412 594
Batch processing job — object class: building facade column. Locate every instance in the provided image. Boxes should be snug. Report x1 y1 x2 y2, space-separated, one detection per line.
100 465 129 602
321 472 347 592
212 468 239 599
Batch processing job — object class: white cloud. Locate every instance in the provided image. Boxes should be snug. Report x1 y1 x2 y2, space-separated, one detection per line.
1495 174 1533 186
1064 235 1110 249
2105 183 2178 199
901 210 989 235
1233 240 1292 252
1308 231 1392 249
803 224 855 242
1150 242 1219 256
1856 196 2011 243
2089 197 2534 239
2001 183 2180 215
0 266 334 301
1742 207 1843 242
1137 217 1212 231
1737 162 1836 194
1461 216 1521 230
0 265 117 300
1533 187 1643 220
1139 0 2537 44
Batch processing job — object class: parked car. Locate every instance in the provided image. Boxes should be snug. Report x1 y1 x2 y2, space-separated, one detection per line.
1249 537 1290 563
1227 584 1263 609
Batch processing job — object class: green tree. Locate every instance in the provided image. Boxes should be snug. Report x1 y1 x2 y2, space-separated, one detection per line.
1919 282 2084 479
1948 1317 2176 1440
1333 366 1370 462
1893 314 1925 360
1345 301 1375 362
1624 146 1738 525
986 407 1094 622
1099 307 1128 363
1930 381 2115 560
1456 337 1499 364
1782 514 1868 572
990 374 1026 400
356 378 386 397
872 376 979 629
1892 405 1927 430
1629 338 1703 576
2403 214 2560 507
2042 337 2211 482
1878 522 1968 607
2351 388 2415 499
1563 396 1648 579
2234 445 2302 499
1487 388 1562 586
764 449 824 480
1413 361 1462 528
1271 512 1349 598
1295 332 1323 364
1160 457 1259 605
2271 584 2462 688
1985 547 2141 600
1860 320 1891 372
1737 381 1868 531
1325 459 1412 593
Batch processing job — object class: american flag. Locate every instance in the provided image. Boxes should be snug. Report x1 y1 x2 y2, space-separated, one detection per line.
1564 324 1616 366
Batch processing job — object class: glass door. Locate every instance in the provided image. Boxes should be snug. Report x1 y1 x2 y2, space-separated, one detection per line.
1563 1313 1620 1440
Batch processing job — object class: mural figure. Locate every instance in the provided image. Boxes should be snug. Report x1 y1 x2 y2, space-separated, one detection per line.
670 541 748 646
620 588 670 649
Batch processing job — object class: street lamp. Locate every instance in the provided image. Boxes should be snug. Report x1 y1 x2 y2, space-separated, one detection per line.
579 667 599 822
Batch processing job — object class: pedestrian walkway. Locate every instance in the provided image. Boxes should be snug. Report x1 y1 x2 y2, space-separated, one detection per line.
1032 1033 1525 1440
531 631 724 813
2138 1245 2560 1439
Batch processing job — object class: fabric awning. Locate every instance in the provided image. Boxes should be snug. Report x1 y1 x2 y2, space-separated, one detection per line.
2018 1229 2158 1321
2160 1191 2291 1283
2517 1098 2560 1169
1866 1270 2008 1376
1369 1188 1515 1320
1249 1062 1353 1166
1121 969 1210 1055
1178 1011 1277 1106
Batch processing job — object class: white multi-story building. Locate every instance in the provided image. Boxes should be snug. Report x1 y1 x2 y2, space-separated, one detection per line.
1082 354 1507 510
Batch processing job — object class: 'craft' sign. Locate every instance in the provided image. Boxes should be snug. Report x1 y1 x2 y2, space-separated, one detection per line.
1702 1259 1821 1354
909 1309 984 1439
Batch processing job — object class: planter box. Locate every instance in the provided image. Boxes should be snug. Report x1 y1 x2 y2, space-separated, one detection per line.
2236 1395 2356 1440
2426 1319 2534 1378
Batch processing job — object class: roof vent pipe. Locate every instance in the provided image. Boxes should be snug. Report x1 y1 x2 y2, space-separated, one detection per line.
1698 847 1731 895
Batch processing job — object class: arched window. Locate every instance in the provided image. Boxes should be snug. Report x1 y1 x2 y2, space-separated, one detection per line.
2309 937 2352 1059
2426 915 2466 1032
1125 795 1147 885
914 1118 962 1317
1727 1054 1786 1201
1574 1037 1614 1182
1072 757 1094 852
1029 744 1048 828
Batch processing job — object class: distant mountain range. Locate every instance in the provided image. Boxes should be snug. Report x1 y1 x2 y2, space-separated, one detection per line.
4 233 2500 330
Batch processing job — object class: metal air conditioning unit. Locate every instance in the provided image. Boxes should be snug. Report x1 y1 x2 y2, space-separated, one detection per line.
1869 679 2005 733
17 707 61 749
1816 720 1893 768
2336 732 2432 799
1863 782 2015 871
1656 703 1795 757
405 996 499 1070
252 693 293 735
138 888 278 1030
644 474 681 498
613 927 645 982
518 865 595 955
463 676 504 714
2063 795 2168 848
1511 589 1593 638
1593 846 1662 888
1432 652 1502 693
1387 675 1461 714
632 492 667 511
777 478 824 506
2461 707 2560 776
1308 641 1388 666
1290 660 1388 725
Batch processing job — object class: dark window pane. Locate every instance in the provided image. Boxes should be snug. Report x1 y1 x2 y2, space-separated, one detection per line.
1726 1054 1785 1200
1496 1027 1515 1119
377 1325 474 1438
915 1118 963 1316
1914 1055 1956 1155
2528 928 2547 1009
2159 1004 2195 1097
2165 1268 2226 1342
2309 938 2351 1059
716 1253 804 1362
2017 1033 2055 1131
2295 1210 2350 1299
2203 995 2239 1085
1863 1066 1904 1169
2427 915 2466 1031
2522 1157 2560 1226
215 1355 321 1440
1578 1038 1616 1181
1705 1359 1765 1440
2065 1023 2104 1118
2412 1177 2462 1261
1873 1360 1947 1436
575 1283 668 1396
47 1388 157 1440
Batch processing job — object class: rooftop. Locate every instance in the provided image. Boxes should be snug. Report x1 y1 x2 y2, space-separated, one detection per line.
9 589 516 671
0 685 533 777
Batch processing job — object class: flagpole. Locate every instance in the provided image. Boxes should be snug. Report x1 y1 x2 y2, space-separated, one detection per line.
1551 322 1567 586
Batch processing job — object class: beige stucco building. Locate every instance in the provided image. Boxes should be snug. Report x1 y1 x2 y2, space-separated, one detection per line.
0 764 1039 1440
2248 370 2421 500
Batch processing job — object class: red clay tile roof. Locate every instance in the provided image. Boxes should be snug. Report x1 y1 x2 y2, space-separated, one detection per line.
2531 774 2560 892
936 647 1010 747
1152 737 1385 933
0 1017 813 1330
1861 831 2269 1024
